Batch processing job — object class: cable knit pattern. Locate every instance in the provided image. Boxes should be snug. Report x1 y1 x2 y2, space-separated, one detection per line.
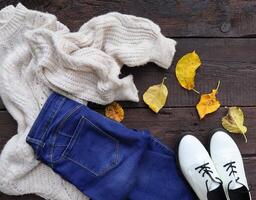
0 3 176 200
26 11 176 105
79 12 176 68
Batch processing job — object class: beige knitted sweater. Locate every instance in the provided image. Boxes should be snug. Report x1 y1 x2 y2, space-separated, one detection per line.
0 3 176 200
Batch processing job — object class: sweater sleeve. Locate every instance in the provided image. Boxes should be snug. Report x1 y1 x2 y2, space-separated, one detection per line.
79 12 176 69
25 30 139 105
25 12 176 105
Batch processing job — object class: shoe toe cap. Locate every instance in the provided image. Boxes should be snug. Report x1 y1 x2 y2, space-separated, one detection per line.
178 135 209 167
210 130 239 153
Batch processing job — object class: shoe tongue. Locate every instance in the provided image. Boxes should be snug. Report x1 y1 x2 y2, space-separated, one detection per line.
229 180 244 190
208 179 221 191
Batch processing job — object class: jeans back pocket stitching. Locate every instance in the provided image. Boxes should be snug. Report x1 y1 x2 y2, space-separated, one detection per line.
51 105 83 166
56 104 83 133
36 97 66 155
54 144 69 147
62 116 120 176
58 132 73 138
39 96 66 141
81 116 119 145
66 157 99 176
61 117 85 159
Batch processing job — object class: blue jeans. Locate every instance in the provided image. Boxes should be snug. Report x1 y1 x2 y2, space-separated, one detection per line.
26 92 193 200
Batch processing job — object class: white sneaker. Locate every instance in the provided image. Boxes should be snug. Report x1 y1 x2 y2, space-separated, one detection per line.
178 135 227 200
210 129 251 200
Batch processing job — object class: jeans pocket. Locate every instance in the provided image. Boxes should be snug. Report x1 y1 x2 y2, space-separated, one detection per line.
62 116 120 176
51 132 72 163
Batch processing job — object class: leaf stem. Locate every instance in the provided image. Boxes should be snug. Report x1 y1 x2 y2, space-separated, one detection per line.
216 80 221 91
162 77 167 85
243 133 248 143
192 88 200 94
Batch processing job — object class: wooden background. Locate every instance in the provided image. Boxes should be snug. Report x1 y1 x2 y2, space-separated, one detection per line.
0 0 256 199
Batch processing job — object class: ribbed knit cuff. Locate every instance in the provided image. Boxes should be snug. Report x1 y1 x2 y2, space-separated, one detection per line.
149 34 177 69
0 3 27 42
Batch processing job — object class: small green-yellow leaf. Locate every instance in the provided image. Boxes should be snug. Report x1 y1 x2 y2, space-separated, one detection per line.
222 107 248 143
143 77 168 113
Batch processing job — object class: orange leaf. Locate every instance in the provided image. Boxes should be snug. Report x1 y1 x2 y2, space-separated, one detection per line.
196 81 221 119
105 102 124 122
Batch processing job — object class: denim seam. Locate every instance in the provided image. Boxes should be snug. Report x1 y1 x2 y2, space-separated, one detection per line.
26 136 45 147
66 157 99 176
66 156 119 176
27 93 56 140
81 116 120 168
36 97 66 155
50 104 83 167
81 116 119 145
61 116 84 158
54 144 68 147
151 136 174 154
62 116 120 176
39 97 66 141
56 105 83 133
58 132 72 138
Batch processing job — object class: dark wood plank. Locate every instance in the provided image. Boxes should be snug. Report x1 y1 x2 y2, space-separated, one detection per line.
95 37 256 108
0 111 16 148
1 158 255 200
0 100 4 111
244 157 256 199
0 106 255 157
118 107 256 156
1 38 256 110
0 108 256 199
1 157 256 200
120 38 256 108
0 1 256 199
0 0 252 37
0 194 43 200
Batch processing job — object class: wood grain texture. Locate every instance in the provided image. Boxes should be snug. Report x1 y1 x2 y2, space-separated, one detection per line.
0 194 43 200
1 38 256 110
1 158 256 200
1 107 255 156
0 108 256 199
0 1 256 200
1 0 253 37
120 38 256 108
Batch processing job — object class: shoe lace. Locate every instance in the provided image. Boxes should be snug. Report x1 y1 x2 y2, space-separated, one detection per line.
223 161 237 177
195 162 222 192
224 161 249 193
195 162 214 178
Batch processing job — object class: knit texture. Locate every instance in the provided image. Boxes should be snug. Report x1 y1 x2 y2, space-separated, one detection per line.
0 3 176 200
26 12 176 105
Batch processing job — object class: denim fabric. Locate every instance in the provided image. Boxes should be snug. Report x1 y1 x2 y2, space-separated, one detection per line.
26 92 193 200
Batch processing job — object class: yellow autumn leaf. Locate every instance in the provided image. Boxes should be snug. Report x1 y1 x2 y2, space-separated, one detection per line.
143 77 168 113
105 102 124 122
196 81 221 119
176 51 201 91
222 107 248 143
